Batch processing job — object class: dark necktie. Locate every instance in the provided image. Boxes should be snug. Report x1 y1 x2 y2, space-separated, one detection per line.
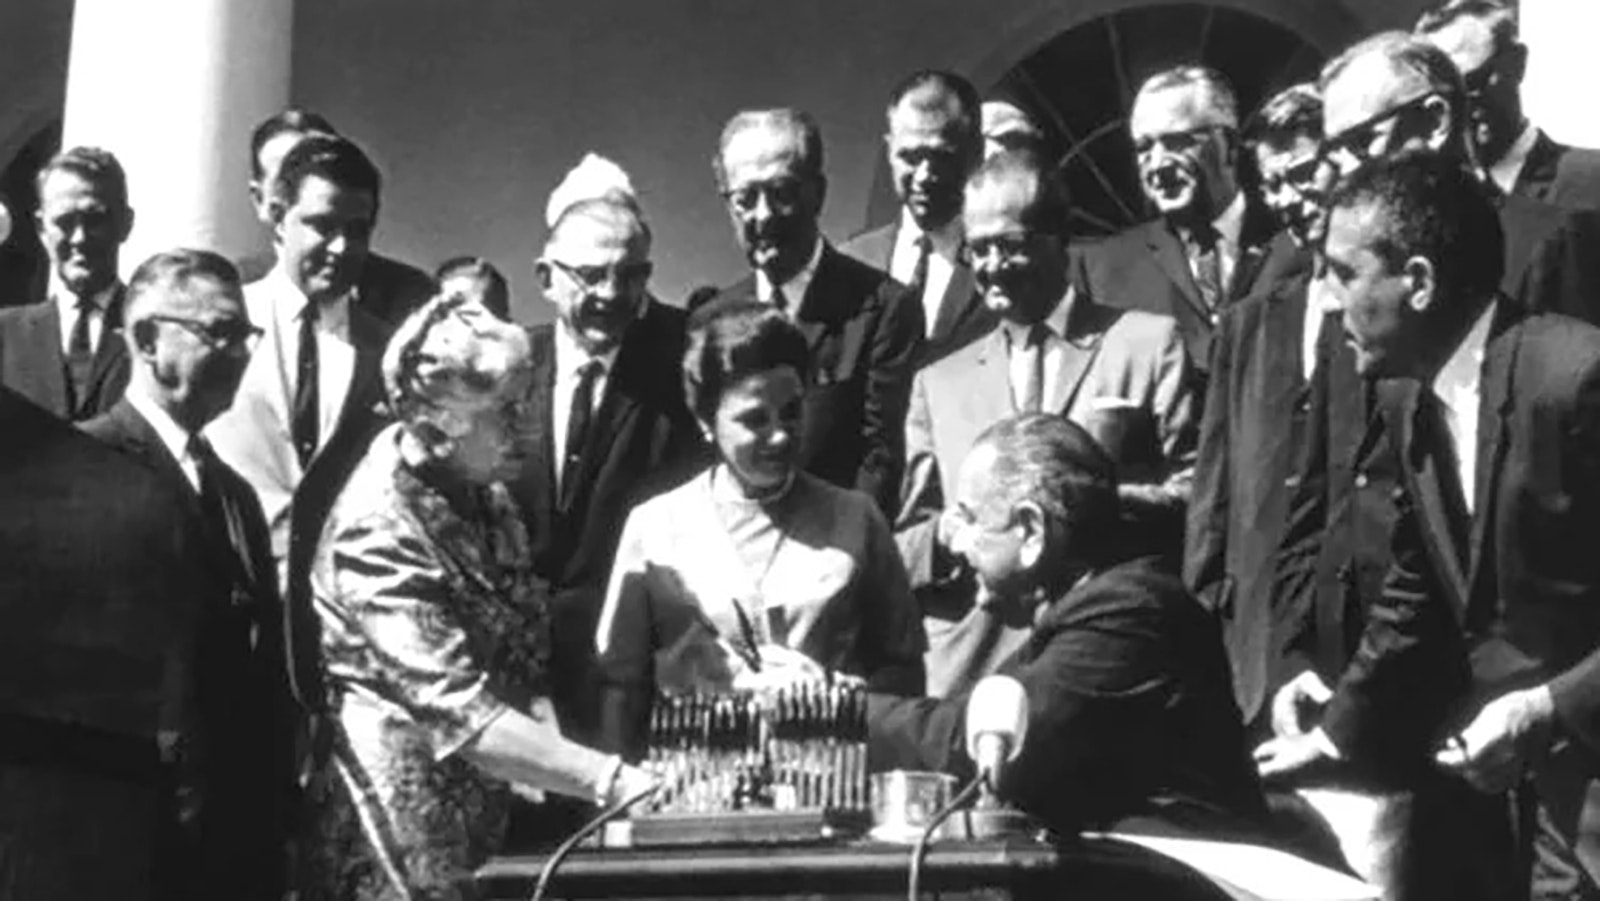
562 359 603 506
1018 324 1048 413
1183 223 1223 312
907 234 932 300
291 303 320 468
66 297 95 410
189 434 234 544
769 284 788 315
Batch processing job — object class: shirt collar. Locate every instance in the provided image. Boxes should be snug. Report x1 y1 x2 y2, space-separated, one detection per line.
1431 299 1497 408
897 207 963 259
759 237 826 307
50 277 118 317
1490 122 1541 195
1001 283 1076 346
125 388 198 472
1211 190 1247 250
268 262 350 333
554 317 623 377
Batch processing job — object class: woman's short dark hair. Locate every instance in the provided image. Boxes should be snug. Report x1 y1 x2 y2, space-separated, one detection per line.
435 255 511 320
683 300 810 423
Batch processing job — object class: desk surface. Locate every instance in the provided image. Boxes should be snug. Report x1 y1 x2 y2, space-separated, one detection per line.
476 836 1234 901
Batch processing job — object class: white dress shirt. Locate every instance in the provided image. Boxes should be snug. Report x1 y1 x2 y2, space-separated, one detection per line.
126 389 202 493
1000 285 1078 413
552 323 620 493
50 277 119 356
1302 272 1337 383
756 238 825 314
267 268 355 452
1489 122 1541 197
1431 301 1497 515
889 209 961 337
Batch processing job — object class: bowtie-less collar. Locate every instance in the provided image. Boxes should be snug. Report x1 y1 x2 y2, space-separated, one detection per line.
757 237 825 311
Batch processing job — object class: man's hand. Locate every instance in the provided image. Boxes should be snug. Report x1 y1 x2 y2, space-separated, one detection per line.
1434 685 1555 794
1270 670 1333 739
731 644 830 694
1255 728 1339 780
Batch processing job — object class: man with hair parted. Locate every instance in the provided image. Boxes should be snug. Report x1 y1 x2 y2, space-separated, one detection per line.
239 108 435 325
0 146 135 420
509 192 708 762
1416 0 1600 210
842 71 994 366
1259 151 1600 900
897 150 1196 699
81 249 296 900
1187 82 1327 731
698 107 923 517
875 412 1265 846
1072 65 1305 381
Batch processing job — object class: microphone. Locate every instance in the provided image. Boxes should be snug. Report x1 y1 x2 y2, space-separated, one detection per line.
964 675 1028 803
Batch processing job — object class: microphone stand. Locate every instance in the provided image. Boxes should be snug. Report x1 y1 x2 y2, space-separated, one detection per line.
964 771 1042 840
907 774 984 901
528 782 660 901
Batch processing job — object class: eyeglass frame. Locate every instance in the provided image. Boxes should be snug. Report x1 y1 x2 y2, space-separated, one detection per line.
719 177 811 217
1258 150 1323 197
545 257 654 291
1318 91 1441 174
143 314 263 351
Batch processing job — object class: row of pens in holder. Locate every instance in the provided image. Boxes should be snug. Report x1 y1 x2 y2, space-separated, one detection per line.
645 681 870 814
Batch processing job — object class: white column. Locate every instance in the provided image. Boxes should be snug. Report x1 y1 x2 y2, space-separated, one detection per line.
1522 0 1600 150
61 0 294 276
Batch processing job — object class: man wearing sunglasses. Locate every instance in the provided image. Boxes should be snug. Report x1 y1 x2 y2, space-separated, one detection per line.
513 194 706 782
1188 83 1330 735
1417 0 1600 211
81 249 295 901
1072 66 1303 382
896 150 1195 698
699 107 923 518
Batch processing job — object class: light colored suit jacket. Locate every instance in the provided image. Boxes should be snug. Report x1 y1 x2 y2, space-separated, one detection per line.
895 296 1197 697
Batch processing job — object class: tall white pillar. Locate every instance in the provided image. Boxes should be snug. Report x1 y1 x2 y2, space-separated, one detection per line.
61 0 294 276
1522 0 1600 150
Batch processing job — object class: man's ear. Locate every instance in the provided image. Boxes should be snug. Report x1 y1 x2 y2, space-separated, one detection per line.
129 319 159 359
533 259 554 292
116 206 136 245
1404 255 1437 313
1421 94 1454 152
1015 500 1047 571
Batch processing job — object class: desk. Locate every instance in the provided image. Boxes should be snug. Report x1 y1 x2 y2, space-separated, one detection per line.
476 836 1234 901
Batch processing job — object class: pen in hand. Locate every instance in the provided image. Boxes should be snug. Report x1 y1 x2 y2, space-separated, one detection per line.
731 599 763 673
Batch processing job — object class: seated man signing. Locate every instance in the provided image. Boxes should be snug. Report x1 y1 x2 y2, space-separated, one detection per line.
873 413 1266 839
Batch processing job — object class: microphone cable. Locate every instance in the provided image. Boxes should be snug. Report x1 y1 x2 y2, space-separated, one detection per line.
528 781 660 901
907 773 985 901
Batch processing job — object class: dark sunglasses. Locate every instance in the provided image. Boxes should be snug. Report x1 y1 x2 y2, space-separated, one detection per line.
1319 92 1439 172
147 315 262 350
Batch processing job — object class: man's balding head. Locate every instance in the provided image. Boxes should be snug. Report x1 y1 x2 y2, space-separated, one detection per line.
715 108 827 284
1319 32 1471 182
537 197 653 355
1129 66 1242 223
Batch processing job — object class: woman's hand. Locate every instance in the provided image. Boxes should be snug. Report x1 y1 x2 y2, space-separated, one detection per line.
604 762 662 808
731 644 846 693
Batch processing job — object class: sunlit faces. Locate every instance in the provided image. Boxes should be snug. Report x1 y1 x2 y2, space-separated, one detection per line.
1320 56 1448 181
718 123 824 284
1425 17 1524 165
945 441 1036 602
273 173 375 305
37 169 132 298
961 175 1067 325
1323 199 1429 379
446 365 538 485
708 365 804 496
537 207 650 355
886 92 977 231
1254 136 1324 246
1128 83 1237 221
138 274 257 430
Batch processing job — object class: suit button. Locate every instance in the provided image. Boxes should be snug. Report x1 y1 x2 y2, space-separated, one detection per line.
1354 473 1369 488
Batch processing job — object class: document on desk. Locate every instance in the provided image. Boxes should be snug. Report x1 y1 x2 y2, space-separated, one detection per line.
1091 832 1379 901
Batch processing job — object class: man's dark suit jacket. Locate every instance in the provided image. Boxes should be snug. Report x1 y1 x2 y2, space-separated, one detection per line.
237 250 435 326
872 556 1266 839
82 399 296 901
839 221 994 367
0 290 129 420
0 387 209 900
1322 308 1600 816
1185 263 1316 727
1514 129 1600 211
1070 204 1301 380
697 244 923 516
508 301 708 741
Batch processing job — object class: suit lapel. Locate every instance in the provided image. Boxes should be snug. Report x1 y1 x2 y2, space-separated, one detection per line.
792 249 837 358
1054 293 1109 413
81 286 128 413
21 303 71 415
968 330 1017 419
1144 224 1207 320
333 306 387 437
1515 130 1561 201
1466 304 1520 609
563 336 643 515
1396 382 1472 612
523 326 559 523
930 263 979 343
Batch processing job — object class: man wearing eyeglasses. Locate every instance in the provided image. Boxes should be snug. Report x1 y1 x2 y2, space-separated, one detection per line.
842 71 993 368
0 147 135 421
1187 83 1333 735
1071 66 1303 382
1417 0 1600 211
698 108 923 517
896 150 1195 698
510 194 706 782
79 248 294 900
